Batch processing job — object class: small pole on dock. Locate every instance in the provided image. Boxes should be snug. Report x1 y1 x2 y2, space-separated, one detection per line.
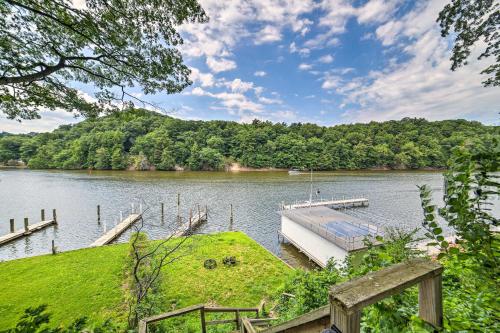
9 219 14 233
24 218 29 233
120 211 123 222
97 205 101 224
53 209 57 224
177 193 181 223
131 203 135 214
161 203 164 224
229 204 234 231
41 209 45 221
139 203 143 214
205 205 208 220
51 240 56 255
197 204 201 222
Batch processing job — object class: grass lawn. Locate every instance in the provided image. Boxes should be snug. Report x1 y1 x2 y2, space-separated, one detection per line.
0 232 292 331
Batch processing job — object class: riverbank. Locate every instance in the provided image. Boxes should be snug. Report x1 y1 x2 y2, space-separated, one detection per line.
0 232 292 330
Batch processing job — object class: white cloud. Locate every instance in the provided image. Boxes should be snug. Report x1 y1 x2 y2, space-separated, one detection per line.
254 25 282 44
254 71 267 77
206 57 237 73
0 110 79 134
289 42 310 57
299 63 313 71
190 67 215 87
318 54 334 63
335 0 500 124
321 76 341 89
227 78 254 93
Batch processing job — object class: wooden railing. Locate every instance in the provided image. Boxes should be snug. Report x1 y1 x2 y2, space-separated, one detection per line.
329 258 443 333
241 258 443 333
138 304 260 333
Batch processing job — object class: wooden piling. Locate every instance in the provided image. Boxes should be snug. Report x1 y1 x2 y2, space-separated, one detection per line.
189 209 192 230
24 218 29 233
97 205 101 223
177 193 181 223
230 204 234 231
161 202 165 224
41 209 45 221
9 219 14 233
51 240 56 255
52 209 57 224
197 204 201 222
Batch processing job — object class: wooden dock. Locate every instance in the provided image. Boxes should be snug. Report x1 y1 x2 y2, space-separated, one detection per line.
90 213 142 247
172 208 208 237
0 219 57 246
283 198 368 210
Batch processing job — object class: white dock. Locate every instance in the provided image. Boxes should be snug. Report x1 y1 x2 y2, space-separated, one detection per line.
283 198 369 210
0 219 57 246
91 213 142 247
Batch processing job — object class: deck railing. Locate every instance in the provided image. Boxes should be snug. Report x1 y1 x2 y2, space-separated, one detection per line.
138 304 261 333
241 258 443 333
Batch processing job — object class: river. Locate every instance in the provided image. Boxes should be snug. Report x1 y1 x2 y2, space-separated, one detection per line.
0 169 491 264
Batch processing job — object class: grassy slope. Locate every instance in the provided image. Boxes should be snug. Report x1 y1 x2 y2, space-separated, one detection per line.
0 232 291 330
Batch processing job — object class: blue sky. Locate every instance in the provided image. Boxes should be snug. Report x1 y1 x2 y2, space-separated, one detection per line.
1 0 499 133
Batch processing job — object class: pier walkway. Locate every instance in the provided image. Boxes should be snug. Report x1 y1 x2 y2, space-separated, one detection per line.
283 198 368 210
91 213 142 247
0 219 56 246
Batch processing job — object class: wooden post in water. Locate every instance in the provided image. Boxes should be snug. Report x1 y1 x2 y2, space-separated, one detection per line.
51 240 56 255
205 205 208 221
41 209 45 221
24 218 29 232
97 205 101 223
161 202 164 224
189 209 192 230
53 209 57 224
9 219 14 233
177 193 181 223
229 204 234 231
197 204 201 222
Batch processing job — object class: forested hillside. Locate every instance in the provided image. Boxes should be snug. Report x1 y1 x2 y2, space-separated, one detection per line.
0 109 497 171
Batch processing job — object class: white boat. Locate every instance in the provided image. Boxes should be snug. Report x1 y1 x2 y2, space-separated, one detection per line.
288 169 301 175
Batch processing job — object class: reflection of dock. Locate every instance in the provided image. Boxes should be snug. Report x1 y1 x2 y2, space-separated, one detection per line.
91 213 142 247
0 209 57 246
283 198 368 210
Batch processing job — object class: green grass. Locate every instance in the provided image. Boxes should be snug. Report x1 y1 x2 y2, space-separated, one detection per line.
0 232 291 331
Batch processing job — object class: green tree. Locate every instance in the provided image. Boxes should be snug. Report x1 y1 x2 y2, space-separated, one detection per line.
0 0 208 120
438 0 499 86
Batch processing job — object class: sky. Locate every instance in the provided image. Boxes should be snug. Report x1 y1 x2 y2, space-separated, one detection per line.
1 0 499 134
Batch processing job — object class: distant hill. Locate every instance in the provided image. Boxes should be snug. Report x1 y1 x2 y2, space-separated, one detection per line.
0 109 498 170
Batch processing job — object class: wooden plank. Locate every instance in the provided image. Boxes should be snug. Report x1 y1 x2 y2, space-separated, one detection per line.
329 258 443 313
331 305 361 333
0 219 56 246
90 213 141 247
260 305 330 333
240 318 257 333
204 307 258 313
419 274 443 328
143 304 205 324
172 209 207 238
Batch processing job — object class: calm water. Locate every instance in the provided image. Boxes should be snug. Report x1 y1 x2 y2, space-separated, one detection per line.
1 169 495 263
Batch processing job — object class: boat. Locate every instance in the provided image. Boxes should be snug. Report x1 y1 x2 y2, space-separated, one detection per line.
288 169 301 175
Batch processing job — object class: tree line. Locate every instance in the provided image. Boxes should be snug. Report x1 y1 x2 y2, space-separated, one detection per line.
0 109 497 171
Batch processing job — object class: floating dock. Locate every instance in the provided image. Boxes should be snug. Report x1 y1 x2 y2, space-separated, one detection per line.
91 213 142 247
0 218 57 246
283 198 368 210
280 206 380 267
